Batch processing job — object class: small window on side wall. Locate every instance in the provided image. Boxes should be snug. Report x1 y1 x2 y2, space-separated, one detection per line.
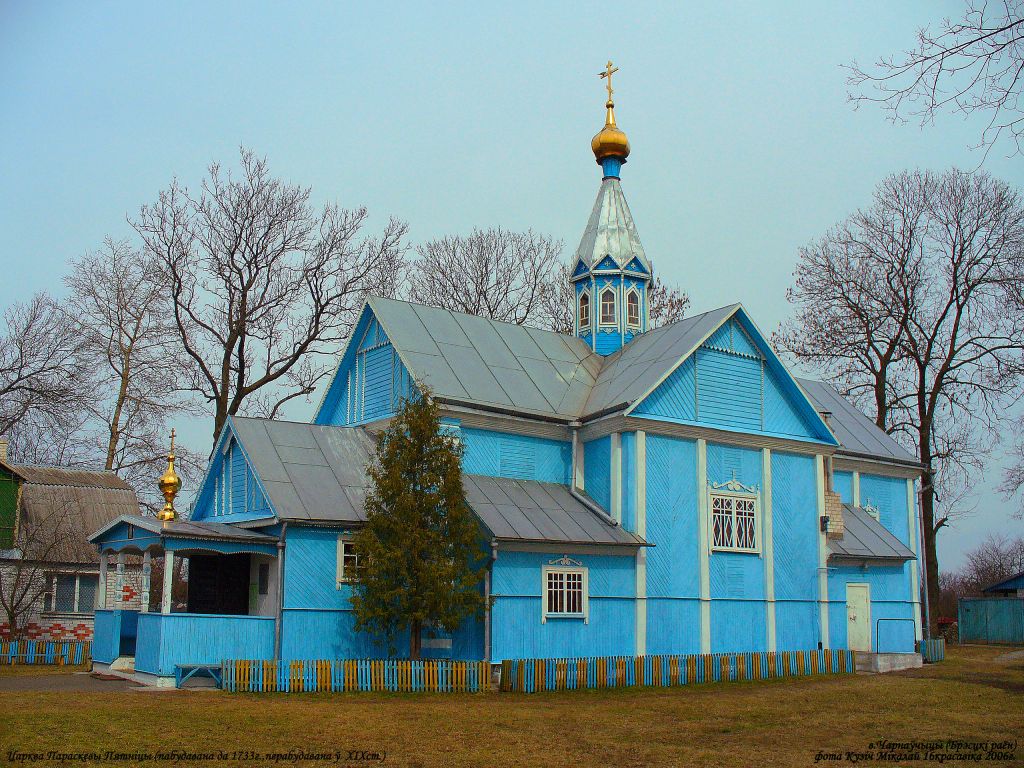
336 536 359 586
542 565 588 623
600 288 616 325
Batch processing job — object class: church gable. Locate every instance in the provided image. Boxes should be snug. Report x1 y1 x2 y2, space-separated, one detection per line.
191 422 274 523
631 310 834 443
314 306 416 426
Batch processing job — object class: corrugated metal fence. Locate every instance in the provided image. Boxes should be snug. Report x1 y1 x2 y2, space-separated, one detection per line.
222 658 491 693
500 649 854 693
958 598 1024 644
0 640 91 665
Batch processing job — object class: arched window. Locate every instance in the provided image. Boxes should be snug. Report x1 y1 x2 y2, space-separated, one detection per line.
626 290 641 328
600 287 616 325
578 291 590 330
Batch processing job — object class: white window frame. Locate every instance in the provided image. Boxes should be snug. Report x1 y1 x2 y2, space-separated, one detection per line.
709 480 760 554
599 287 617 326
336 535 359 587
625 287 642 329
578 289 591 331
541 559 589 623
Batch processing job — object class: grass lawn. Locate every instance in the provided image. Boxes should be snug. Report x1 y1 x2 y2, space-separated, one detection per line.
0 663 90 676
0 646 1021 767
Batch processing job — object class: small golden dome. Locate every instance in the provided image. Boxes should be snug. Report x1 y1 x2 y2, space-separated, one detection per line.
157 428 181 523
592 101 630 163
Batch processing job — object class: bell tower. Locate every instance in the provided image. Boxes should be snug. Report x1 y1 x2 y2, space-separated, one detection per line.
572 61 652 356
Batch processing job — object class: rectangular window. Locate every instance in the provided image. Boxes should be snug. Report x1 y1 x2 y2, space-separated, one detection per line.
47 574 99 613
626 292 641 327
711 493 759 553
336 537 359 586
543 568 587 620
599 289 616 325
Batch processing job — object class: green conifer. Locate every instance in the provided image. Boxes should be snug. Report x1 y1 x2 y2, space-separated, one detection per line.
350 388 489 658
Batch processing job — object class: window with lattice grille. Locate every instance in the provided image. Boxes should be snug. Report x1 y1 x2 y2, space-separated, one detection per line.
710 492 759 553
543 567 588 621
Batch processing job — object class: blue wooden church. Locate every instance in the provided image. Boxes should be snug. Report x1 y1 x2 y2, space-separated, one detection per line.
89 76 923 685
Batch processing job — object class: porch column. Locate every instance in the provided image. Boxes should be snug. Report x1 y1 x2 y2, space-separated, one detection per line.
97 552 108 609
140 551 152 613
115 553 126 606
161 552 174 614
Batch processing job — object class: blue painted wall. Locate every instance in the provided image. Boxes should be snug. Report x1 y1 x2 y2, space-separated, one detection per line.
621 432 636 532
644 434 701 655
490 549 635 661
833 470 853 504
583 436 611 510
281 524 484 660
827 566 915 653
460 428 571 485
860 473 909 545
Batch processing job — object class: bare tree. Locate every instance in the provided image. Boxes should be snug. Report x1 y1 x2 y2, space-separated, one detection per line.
65 240 201 510
409 228 561 325
134 148 408 442
647 276 691 329
962 532 1024 589
847 1 1024 157
0 502 74 639
0 294 89 443
778 168 1024 631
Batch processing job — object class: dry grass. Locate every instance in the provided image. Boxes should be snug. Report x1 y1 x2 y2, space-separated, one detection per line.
0 662 89 676
1 646 1021 767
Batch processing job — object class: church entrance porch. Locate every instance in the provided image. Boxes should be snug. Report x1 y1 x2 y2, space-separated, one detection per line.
88 515 279 686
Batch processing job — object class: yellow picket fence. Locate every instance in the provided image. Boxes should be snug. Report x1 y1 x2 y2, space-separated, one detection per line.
222 658 491 693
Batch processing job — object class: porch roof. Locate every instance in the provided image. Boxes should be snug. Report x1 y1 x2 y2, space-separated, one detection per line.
89 514 278 556
827 504 915 565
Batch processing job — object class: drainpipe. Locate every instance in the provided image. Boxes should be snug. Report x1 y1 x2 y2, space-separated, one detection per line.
484 540 497 664
916 480 932 641
274 521 287 660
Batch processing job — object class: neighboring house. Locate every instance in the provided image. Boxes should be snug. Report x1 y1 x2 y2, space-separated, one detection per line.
982 571 1024 598
0 452 143 641
90 96 925 685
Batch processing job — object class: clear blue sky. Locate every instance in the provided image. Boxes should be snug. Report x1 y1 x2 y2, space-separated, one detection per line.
2 0 1021 571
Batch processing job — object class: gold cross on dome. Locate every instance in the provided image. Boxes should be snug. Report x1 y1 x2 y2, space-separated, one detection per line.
599 60 618 102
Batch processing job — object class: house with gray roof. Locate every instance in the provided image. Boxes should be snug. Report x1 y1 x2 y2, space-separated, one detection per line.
89 89 925 685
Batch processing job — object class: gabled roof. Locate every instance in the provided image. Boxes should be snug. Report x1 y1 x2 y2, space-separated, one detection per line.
2 461 139 564
798 378 920 467
464 474 645 547
225 417 641 546
828 504 916 563
229 417 377 524
366 297 603 422
572 177 650 274
89 514 278 544
983 570 1024 593
582 304 740 418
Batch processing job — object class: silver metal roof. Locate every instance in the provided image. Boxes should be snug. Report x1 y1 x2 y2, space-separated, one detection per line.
463 474 646 547
368 296 603 421
583 304 740 417
230 417 377 524
572 177 651 272
797 378 920 466
90 514 277 544
827 504 915 563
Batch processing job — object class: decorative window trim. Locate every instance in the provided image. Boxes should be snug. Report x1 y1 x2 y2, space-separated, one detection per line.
541 557 588 623
578 289 591 332
625 287 642 329
863 502 880 522
336 535 359 587
709 479 760 554
599 287 617 326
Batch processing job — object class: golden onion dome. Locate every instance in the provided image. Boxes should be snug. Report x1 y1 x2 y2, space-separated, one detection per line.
157 428 181 523
591 100 630 163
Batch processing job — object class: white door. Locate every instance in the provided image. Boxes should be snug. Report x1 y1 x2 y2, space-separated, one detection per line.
846 583 871 652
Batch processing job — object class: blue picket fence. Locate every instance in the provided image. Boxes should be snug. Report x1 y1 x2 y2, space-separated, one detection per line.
500 649 854 693
0 640 91 665
222 658 491 693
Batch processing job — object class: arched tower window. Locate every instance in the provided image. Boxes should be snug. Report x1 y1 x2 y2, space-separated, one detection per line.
626 289 641 328
578 291 591 331
599 287 616 325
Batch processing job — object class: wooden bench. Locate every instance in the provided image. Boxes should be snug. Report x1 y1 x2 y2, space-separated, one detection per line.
174 664 223 689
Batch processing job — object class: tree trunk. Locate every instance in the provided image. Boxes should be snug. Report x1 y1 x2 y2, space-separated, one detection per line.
921 480 940 635
409 618 422 660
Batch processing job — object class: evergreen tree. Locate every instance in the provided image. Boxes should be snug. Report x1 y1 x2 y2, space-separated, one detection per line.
350 389 489 658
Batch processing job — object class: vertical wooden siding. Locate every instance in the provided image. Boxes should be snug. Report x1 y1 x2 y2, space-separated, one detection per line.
222 658 491 693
